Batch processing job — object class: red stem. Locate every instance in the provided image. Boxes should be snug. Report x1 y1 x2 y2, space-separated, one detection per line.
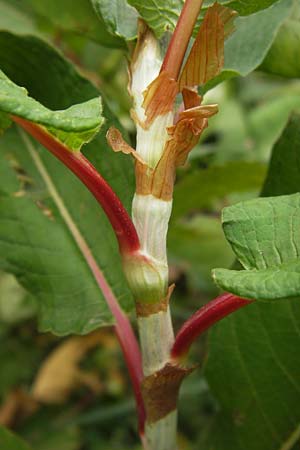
172 293 252 359
12 115 146 433
12 116 140 256
161 0 204 79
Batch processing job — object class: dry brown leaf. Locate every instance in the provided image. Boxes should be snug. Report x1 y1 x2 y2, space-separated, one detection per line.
182 88 202 110
0 389 38 427
31 330 112 404
106 127 146 164
179 3 237 91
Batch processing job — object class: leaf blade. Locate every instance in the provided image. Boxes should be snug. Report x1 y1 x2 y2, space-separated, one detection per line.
0 70 104 151
0 32 134 335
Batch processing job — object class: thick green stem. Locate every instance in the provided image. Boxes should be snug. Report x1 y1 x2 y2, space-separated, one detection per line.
138 308 177 450
131 192 178 450
145 410 178 450
138 308 174 377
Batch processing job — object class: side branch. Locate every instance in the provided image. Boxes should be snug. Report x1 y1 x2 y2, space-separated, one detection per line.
12 116 140 255
172 293 252 359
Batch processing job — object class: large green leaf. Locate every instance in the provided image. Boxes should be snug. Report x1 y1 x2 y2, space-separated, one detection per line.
127 0 283 38
0 425 32 450
0 32 134 335
204 113 300 450
212 114 300 301
205 299 300 450
91 0 138 40
0 70 103 151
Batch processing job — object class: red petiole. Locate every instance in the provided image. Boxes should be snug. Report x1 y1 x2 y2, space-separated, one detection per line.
172 293 252 360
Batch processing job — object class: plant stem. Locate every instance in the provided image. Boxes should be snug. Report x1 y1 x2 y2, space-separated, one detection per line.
131 191 179 449
11 116 140 256
161 0 204 79
138 307 174 376
138 307 177 450
171 293 252 360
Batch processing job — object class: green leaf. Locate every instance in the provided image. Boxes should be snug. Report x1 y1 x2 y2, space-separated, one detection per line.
261 14 300 78
262 112 300 197
213 192 300 300
91 0 138 40
128 0 283 38
205 114 300 450
0 70 103 152
214 258 300 300
0 32 134 335
219 193 300 271
0 425 32 450
204 0 293 91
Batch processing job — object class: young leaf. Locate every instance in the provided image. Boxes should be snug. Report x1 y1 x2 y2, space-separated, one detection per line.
0 70 103 151
0 32 134 335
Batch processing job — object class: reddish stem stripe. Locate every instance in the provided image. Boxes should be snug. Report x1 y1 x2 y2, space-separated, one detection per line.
172 293 252 359
12 116 140 255
84 251 146 433
161 0 204 80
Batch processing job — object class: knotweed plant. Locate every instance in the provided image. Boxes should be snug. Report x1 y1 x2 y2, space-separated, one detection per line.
1 0 288 449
